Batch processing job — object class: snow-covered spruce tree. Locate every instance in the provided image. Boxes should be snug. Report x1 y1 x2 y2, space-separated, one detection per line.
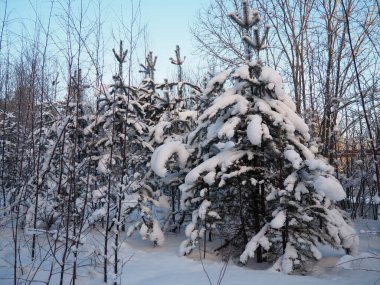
149 46 201 232
152 1 358 274
23 100 69 231
86 44 164 253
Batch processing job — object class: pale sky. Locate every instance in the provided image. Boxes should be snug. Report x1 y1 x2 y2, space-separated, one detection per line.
2 0 210 83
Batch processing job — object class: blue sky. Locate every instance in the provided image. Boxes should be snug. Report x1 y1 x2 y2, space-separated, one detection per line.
2 0 209 83
136 0 209 80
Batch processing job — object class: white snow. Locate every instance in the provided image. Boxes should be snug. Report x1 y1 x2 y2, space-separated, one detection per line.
199 93 249 121
203 171 216 185
313 176 346 201
247 114 263 145
218 116 241 139
233 65 250 80
150 220 165 246
92 186 107 203
266 99 310 141
97 154 109 174
336 252 379 271
324 208 359 254
153 195 170 209
259 66 297 112
284 148 302 169
150 121 171 143
240 224 271 263
284 171 298 192
198 199 212 220
204 70 231 95
218 166 253 187
310 244 322 260
185 222 196 237
151 141 191 177
270 210 286 229
279 243 298 274
305 158 334 173
180 149 250 192
0 219 379 285
88 208 107 224
178 110 198 121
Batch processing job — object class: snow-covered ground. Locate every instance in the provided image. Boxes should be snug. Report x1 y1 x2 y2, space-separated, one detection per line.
0 219 379 285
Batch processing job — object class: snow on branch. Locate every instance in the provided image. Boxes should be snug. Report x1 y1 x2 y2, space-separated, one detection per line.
151 141 192 177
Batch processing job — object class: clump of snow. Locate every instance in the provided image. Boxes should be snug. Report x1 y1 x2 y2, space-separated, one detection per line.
139 223 148 239
271 210 286 229
203 171 216 185
204 70 231 95
150 220 165 246
233 65 250 80
138 220 165 246
122 193 140 211
89 208 107 224
180 149 249 192
313 176 346 201
240 224 271 263
151 141 191 177
198 200 211 220
247 115 263 145
267 82 275 90
310 244 322 260
92 186 107 203
213 141 235 152
178 110 198 121
261 123 272 140
324 208 359 254
200 188 208 197
259 66 297 111
150 121 171 143
305 159 334 173
284 171 298 192
288 136 315 160
185 223 196 237
152 195 170 209
278 243 298 274
199 93 249 121
218 117 241 139
266 99 310 141
208 211 221 219
218 166 253 187
97 154 109 174
284 148 302 169
179 238 193 256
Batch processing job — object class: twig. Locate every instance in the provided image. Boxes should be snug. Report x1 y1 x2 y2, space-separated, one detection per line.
198 243 213 285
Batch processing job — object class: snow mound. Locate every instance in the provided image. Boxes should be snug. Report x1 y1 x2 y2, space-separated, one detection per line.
337 253 379 271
